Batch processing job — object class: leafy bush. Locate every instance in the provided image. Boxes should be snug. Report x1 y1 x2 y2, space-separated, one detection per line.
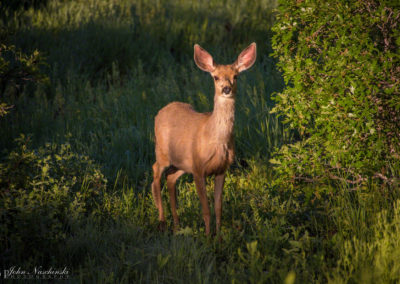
0 134 107 263
0 43 48 118
271 0 400 187
0 44 48 96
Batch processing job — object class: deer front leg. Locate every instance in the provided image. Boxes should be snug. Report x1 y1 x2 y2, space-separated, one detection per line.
194 175 210 235
166 169 185 232
214 173 225 234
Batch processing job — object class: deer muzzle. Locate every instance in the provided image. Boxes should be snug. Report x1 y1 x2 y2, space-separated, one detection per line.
222 86 232 94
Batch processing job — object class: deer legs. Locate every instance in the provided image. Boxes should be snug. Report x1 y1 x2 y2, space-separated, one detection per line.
194 175 211 235
151 162 167 230
166 169 184 232
152 163 184 232
152 163 225 235
194 174 225 236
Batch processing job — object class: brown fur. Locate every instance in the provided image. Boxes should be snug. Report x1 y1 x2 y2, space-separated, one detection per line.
151 43 256 235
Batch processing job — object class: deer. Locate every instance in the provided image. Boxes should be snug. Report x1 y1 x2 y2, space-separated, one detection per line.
151 43 256 235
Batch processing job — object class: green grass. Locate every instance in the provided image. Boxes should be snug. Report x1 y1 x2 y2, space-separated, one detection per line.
1 0 400 283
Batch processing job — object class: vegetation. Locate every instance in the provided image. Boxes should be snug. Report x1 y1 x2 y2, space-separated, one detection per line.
0 0 399 283
271 0 400 187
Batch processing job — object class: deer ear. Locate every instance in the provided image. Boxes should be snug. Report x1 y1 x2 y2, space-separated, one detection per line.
235 43 257 72
194 44 216 72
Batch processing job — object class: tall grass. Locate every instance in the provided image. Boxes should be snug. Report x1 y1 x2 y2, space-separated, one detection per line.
1 0 399 283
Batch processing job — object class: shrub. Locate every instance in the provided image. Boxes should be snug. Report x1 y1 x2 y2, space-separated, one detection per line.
271 0 400 187
0 43 49 118
0 134 107 263
0 44 48 96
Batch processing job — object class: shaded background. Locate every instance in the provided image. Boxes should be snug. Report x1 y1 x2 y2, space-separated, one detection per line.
0 0 287 186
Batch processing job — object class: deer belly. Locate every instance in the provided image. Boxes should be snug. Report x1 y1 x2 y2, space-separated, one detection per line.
167 139 194 173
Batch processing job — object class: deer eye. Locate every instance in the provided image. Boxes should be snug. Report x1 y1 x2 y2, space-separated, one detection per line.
214 76 219 81
233 75 238 80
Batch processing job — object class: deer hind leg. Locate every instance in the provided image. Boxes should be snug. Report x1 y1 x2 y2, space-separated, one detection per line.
194 174 211 235
152 161 168 231
166 167 185 232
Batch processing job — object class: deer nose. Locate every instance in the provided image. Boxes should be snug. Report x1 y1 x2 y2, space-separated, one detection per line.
222 86 231 94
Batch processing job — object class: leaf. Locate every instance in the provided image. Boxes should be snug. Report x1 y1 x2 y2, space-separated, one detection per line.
269 158 282 165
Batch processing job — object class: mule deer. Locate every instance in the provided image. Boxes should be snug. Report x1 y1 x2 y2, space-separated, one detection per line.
152 43 256 235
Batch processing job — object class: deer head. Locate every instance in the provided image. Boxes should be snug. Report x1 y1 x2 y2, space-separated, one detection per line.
194 43 257 99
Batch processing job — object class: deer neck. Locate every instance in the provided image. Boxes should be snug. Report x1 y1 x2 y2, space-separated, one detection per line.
207 94 235 144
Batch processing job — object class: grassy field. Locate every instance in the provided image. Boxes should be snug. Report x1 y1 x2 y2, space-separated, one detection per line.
1 0 400 283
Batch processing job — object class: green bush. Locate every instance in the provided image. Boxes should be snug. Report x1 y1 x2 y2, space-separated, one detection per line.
271 0 400 187
0 134 107 263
